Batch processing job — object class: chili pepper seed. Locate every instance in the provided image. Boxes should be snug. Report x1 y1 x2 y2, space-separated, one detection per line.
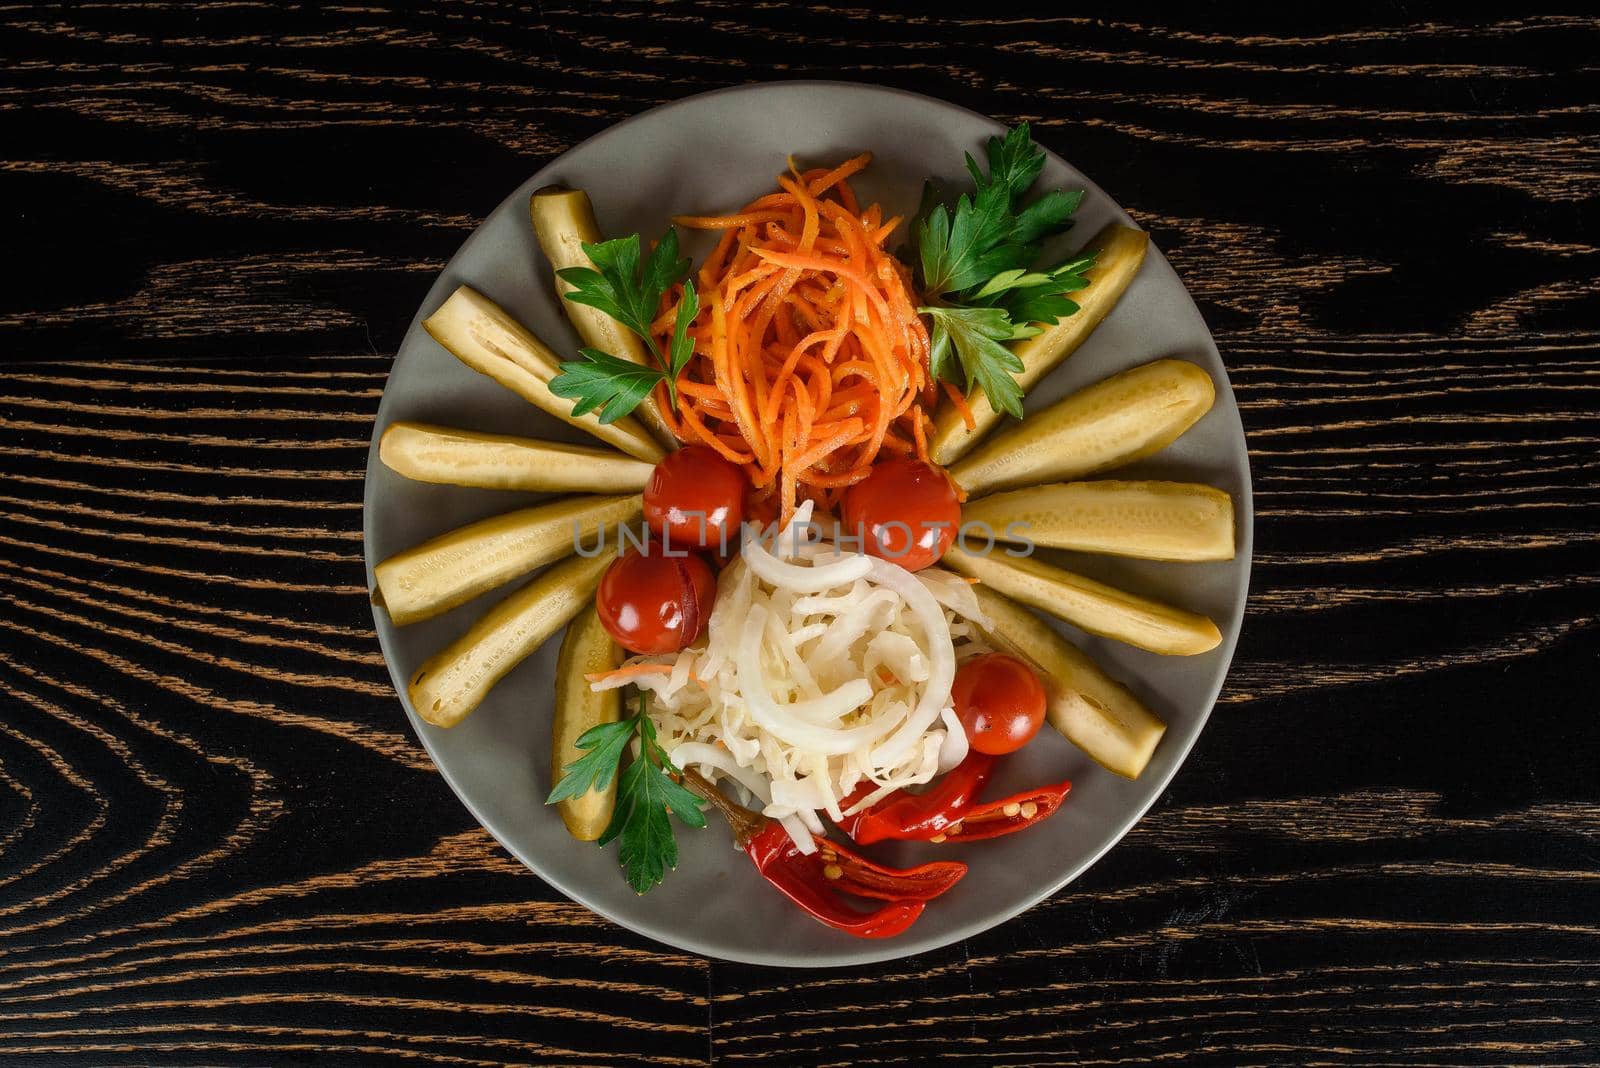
1019 801 1038 819
1002 802 1021 817
822 863 844 881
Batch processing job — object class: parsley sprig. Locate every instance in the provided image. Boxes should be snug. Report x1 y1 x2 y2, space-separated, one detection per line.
546 690 707 894
914 123 1094 419
547 127 1091 426
548 230 699 423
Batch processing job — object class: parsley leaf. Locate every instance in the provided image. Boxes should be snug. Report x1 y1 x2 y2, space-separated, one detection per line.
921 124 1081 302
545 691 705 895
980 252 1097 326
599 716 708 894
549 227 694 424
914 124 1095 416
557 230 690 341
664 278 700 409
548 347 666 425
966 122 1047 205
1011 187 1084 247
545 718 636 804
922 305 1029 420
917 184 1027 296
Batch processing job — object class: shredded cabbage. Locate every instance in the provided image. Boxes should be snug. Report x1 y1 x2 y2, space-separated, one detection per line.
608 502 989 850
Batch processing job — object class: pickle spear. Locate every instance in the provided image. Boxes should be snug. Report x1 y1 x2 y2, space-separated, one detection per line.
552 605 622 840
410 547 617 729
423 286 665 463
531 186 677 449
380 421 653 494
963 480 1235 562
942 544 1221 656
928 222 1149 466
972 586 1166 779
374 494 640 626
950 358 1215 498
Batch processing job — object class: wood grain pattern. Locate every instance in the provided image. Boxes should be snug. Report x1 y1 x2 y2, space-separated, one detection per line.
2 3 1597 1064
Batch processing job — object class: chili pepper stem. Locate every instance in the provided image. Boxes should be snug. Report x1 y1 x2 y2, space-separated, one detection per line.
680 766 766 846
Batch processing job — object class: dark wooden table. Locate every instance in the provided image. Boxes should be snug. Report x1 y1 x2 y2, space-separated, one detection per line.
3 5 1597 1065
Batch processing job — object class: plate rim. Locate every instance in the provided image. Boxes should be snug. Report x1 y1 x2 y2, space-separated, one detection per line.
362 79 1254 967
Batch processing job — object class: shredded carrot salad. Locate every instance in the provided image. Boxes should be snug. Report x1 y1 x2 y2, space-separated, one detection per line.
651 153 933 522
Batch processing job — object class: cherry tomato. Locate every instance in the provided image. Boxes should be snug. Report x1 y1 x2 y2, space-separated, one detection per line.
841 459 960 572
952 653 1047 755
643 445 747 550
596 544 717 655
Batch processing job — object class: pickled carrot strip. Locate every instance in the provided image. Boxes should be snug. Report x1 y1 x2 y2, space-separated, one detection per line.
652 153 932 522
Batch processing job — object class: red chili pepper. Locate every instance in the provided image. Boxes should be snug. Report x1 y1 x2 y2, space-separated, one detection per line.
795 826 967 901
941 779 1071 841
837 753 997 844
835 753 1070 844
681 769 968 939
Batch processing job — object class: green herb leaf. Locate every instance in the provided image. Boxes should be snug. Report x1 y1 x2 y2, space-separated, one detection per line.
548 347 666 424
967 267 1054 302
558 230 690 341
660 278 700 409
546 718 637 804
967 122 1048 205
641 716 707 829
550 227 693 424
922 305 1029 420
917 184 1031 296
996 251 1097 325
1010 188 1083 247
913 127 1099 413
597 712 706 894
548 690 705 896
600 756 674 894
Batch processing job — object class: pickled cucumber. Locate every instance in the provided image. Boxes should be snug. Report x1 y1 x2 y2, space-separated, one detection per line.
380 421 653 494
422 285 664 463
962 479 1234 562
374 494 640 626
950 358 1215 498
531 186 677 449
552 605 622 840
410 547 617 728
943 544 1221 656
973 586 1166 778
928 223 1149 465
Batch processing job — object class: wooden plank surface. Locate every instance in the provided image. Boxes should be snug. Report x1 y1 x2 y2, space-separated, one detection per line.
1 4 1597 1064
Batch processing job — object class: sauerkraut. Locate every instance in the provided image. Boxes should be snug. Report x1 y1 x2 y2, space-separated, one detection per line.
593 503 991 851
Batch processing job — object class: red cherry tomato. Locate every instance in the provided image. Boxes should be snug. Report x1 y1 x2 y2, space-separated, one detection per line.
596 544 717 655
643 446 747 550
952 653 1047 755
840 459 961 572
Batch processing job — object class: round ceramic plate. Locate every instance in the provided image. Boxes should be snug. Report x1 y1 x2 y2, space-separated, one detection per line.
363 82 1252 967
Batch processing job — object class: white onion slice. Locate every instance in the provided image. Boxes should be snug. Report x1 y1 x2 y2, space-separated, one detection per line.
737 604 883 754
779 814 817 853
744 533 873 592
670 742 773 804
810 588 897 669
937 705 969 771
863 557 957 766
918 566 989 627
612 496 982 850
773 499 817 560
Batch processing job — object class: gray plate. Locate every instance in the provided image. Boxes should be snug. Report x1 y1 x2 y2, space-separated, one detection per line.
363 82 1252 967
